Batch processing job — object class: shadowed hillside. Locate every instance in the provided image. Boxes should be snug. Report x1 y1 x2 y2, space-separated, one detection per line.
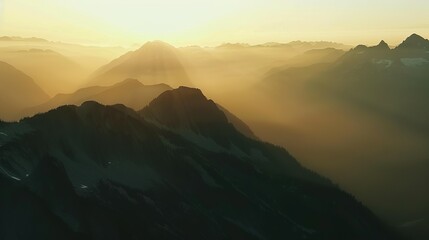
0 87 397 239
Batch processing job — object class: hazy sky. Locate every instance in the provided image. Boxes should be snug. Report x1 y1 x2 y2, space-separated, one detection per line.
1 0 429 47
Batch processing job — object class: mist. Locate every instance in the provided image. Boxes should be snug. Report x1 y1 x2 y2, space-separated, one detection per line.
1 34 428 239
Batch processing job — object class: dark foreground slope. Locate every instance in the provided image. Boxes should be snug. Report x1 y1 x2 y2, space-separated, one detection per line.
0 87 396 240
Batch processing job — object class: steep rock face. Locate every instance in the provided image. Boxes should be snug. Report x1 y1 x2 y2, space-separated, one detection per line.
0 61 49 121
89 41 192 88
0 89 397 240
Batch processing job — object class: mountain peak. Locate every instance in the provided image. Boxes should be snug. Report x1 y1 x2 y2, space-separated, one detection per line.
375 40 390 50
175 86 204 96
89 40 192 88
140 87 237 144
113 78 143 87
137 40 176 51
397 33 429 49
408 33 425 40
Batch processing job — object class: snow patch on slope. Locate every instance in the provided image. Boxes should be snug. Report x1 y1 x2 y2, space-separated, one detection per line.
0 165 21 181
400 58 429 67
372 59 393 68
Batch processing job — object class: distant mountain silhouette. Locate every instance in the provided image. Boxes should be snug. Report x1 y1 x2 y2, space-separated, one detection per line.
0 36 48 42
263 33 429 134
88 41 192 87
217 41 350 51
0 61 49 121
0 48 87 95
216 43 251 49
267 48 345 73
0 87 396 239
397 33 429 50
24 78 172 117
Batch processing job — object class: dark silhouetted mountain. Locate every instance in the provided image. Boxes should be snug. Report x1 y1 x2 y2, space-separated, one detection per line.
140 87 237 144
24 79 172 118
0 88 396 240
140 87 259 143
263 34 429 134
374 40 390 51
0 61 49 121
261 34 429 240
397 34 429 50
88 41 192 88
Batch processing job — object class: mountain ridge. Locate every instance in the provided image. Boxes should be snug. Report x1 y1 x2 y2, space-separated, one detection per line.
0 87 397 239
23 79 172 118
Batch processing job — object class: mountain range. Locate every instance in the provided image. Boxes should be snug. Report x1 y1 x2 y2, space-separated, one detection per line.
217 41 350 51
22 79 256 139
263 33 429 134
24 79 172 117
0 87 397 239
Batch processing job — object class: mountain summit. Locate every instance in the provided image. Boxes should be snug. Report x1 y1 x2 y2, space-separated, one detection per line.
88 41 192 88
397 33 429 49
141 87 230 133
141 87 242 145
374 40 390 50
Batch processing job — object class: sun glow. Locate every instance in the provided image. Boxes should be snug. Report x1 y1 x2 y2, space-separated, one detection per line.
1 0 429 46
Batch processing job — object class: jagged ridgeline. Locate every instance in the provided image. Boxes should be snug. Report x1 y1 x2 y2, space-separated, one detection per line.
262 34 429 135
0 87 397 240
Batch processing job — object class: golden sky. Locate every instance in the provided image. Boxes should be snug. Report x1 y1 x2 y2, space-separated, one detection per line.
1 0 429 47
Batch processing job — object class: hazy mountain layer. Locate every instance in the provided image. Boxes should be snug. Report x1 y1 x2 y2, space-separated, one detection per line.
0 49 87 95
263 34 429 135
0 61 49 121
24 79 172 118
89 41 192 88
